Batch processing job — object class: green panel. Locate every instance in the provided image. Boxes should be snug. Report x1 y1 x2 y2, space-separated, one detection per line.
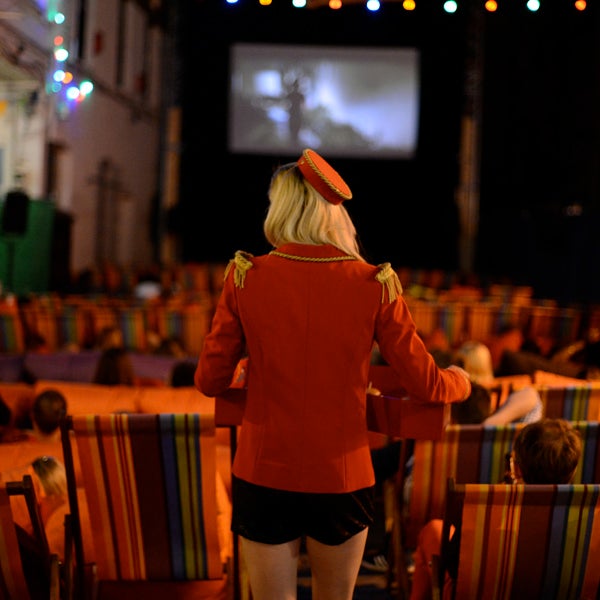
0 199 55 296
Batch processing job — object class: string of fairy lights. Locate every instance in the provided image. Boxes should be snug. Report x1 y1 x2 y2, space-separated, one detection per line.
225 0 588 12
45 0 93 116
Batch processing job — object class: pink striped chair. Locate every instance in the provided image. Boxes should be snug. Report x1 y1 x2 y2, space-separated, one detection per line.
433 478 600 600
60 412 232 600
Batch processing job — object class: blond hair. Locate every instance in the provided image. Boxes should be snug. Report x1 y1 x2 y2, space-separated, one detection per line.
455 340 494 384
263 163 364 261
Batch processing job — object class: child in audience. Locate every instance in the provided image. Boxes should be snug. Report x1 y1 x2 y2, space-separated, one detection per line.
409 418 583 600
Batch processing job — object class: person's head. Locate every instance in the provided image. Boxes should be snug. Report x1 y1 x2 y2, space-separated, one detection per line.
32 389 67 435
93 347 135 386
512 418 582 484
96 325 124 351
451 382 492 424
170 360 196 387
454 340 494 384
264 148 363 261
31 455 67 497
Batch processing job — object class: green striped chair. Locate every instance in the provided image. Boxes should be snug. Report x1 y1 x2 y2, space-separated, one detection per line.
538 384 600 421
406 421 600 549
433 478 600 600
60 412 231 600
406 424 524 550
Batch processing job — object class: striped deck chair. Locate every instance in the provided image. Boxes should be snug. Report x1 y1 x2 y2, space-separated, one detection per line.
0 474 61 600
116 307 148 352
433 478 600 600
572 421 600 484
538 384 600 420
405 423 525 551
60 412 231 600
0 309 24 353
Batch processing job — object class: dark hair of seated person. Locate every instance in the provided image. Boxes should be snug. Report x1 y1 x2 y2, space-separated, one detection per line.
31 389 68 435
513 418 582 484
170 361 196 387
450 382 492 425
93 346 135 386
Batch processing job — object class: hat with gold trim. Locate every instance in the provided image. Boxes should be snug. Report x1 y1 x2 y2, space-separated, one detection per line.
297 148 352 205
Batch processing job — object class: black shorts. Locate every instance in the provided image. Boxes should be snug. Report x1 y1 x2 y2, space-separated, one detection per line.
231 475 375 546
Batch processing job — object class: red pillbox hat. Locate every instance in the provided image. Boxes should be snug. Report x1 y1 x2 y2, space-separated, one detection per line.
297 148 352 205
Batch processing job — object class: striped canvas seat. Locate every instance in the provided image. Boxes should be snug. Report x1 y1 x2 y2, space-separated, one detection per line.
434 479 600 600
61 412 230 599
573 421 600 484
538 384 600 420
406 423 524 550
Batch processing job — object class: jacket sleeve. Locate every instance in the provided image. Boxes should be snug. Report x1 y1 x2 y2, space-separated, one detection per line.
375 296 471 404
195 266 246 396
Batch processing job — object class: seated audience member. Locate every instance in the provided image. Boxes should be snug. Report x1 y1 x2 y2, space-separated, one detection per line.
1 455 69 560
95 325 125 351
93 346 136 386
409 418 582 600
0 393 27 443
18 389 67 442
169 360 196 387
453 339 542 424
453 340 495 386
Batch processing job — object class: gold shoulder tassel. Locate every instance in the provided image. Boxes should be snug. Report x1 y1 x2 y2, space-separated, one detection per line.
224 250 254 288
375 263 403 303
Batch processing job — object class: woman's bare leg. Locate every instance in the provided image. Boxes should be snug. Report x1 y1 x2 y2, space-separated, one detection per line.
306 528 369 600
240 536 302 600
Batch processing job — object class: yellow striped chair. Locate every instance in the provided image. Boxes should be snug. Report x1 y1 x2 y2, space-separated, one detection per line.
406 424 524 551
406 421 600 552
61 412 231 600
433 478 600 600
538 384 600 420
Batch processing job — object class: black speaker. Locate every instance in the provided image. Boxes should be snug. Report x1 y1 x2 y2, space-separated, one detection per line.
2 190 30 235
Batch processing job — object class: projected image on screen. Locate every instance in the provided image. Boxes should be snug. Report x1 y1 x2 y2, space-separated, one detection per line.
229 43 420 159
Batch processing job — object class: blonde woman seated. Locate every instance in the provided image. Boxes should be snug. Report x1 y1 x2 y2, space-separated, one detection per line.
454 340 542 425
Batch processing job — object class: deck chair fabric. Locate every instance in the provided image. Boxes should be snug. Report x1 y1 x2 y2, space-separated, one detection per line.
406 423 524 549
538 384 600 420
62 412 229 599
407 421 600 551
0 474 61 600
435 479 600 600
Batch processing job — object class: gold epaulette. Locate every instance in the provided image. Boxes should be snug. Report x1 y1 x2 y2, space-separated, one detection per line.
224 250 254 288
375 263 403 303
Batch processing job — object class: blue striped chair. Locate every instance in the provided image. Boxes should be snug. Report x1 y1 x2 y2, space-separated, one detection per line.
61 412 233 600
433 478 600 600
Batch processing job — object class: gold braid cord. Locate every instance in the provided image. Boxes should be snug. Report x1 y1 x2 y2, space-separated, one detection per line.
375 263 403 303
269 250 356 262
224 250 254 288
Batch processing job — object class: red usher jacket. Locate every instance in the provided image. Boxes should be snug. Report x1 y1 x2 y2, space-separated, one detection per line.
195 243 470 494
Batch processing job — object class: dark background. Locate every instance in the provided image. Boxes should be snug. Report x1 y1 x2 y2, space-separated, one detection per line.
176 0 600 306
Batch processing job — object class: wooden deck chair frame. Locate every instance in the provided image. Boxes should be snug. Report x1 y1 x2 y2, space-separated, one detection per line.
60 412 231 600
0 474 61 600
432 478 600 600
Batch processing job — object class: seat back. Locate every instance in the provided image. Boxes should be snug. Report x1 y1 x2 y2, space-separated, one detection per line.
0 474 59 600
408 421 600 549
538 384 600 420
0 479 31 599
440 479 600 600
61 412 225 586
406 423 523 549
